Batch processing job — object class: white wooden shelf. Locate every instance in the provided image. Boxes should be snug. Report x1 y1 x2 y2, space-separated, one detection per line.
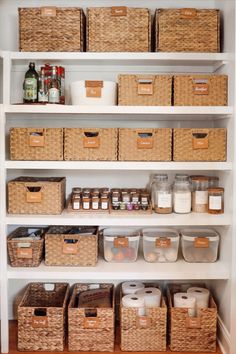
5 161 233 171
7 259 230 280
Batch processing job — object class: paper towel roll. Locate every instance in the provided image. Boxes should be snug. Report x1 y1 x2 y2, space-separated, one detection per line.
187 287 210 309
122 281 145 295
136 287 161 307
122 294 146 316
174 292 196 317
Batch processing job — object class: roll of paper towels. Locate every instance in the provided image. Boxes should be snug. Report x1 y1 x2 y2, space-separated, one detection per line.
174 292 196 317
136 287 161 307
122 281 145 295
122 294 145 316
187 287 210 309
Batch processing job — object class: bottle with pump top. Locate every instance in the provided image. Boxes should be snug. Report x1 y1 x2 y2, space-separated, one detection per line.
48 66 60 104
23 62 38 103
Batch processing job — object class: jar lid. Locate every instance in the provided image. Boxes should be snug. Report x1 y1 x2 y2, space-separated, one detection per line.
180 228 219 240
208 187 224 192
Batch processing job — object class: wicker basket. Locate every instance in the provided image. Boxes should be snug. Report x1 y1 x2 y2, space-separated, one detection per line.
87 7 151 52
174 75 228 106
119 128 172 161
8 227 45 267
173 128 227 161
64 128 118 161
118 75 172 106
45 226 98 266
8 177 66 215
19 7 85 52
68 283 115 352
167 285 217 352
10 128 63 161
18 282 70 351
155 9 220 52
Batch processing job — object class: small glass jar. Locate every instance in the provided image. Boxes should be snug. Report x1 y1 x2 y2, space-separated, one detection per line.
122 193 130 203
72 187 82 194
101 193 109 210
112 192 120 203
112 201 120 210
154 182 172 214
208 188 224 214
131 193 140 204
72 194 81 210
141 192 149 210
82 195 91 210
191 176 209 213
92 196 100 210
208 176 219 189
173 179 191 214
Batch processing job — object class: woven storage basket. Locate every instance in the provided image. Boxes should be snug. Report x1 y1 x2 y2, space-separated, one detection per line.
19 7 85 52
45 226 98 266
64 128 118 161
8 227 45 267
118 75 172 106
10 128 63 161
8 177 66 215
18 282 69 351
68 283 115 352
167 285 217 352
87 7 151 52
119 128 172 161
155 9 220 52
173 128 227 161
174 75 228 106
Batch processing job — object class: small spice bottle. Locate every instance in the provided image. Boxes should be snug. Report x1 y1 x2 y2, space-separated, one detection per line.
72 194 81 210
91 195 100 210
131 193 140 204
112 192 120 204
122 193 130 203
82 195 91 210
191 176 209 213
141 192 149 210
101 193 109 210
208 188 224 214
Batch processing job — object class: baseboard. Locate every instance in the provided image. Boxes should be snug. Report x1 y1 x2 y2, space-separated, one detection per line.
218 315 231 354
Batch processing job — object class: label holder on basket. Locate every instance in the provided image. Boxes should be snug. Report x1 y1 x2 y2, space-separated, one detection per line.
29 131 45 147
114 237 129 248
136 315 151 329
26 186 42 203
41 7 57 17
17 245 33 259
83 132 100 148
137 79 153 96
192 131 209 150
192 79 209 96
85 81 103 98
137 132 154 149
180 8 197 19
32 308 48 328
84 308 100 329
186 316 201 329
111 6 127 17
62 239 79 255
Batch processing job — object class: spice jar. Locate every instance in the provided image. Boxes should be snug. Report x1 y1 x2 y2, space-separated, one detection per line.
101 193 109 210
191 176 209 213
208 188 224 214
72 194 81 210
173 178 191 214
92 195 99 210
82 195 91 210
141 192 149 210
208 176 219 189
154 181 172 214
72 187 82 194
131 193 139 204
112 191 120 204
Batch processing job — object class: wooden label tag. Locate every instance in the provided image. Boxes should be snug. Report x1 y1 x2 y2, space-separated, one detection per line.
83 317 100 329
32 316 48 328
180 8 197 19
86 87 102 98
156 238 171 248
85 81 103 88
192 136 209 150
83 137 100 148
193 83 209 95
194 237 209 248
41 7 57 17
29 134 45 147
137 137 153 149
26 191 42 203
62 242 78 255
186 317 201 329
114 237 129 248
138 83 153 95
136 316 151 329
17 248 33 259
111 6 127 16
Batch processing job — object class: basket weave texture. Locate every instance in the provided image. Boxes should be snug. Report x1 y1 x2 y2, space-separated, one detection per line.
19 7 85 52
118 75 172 106
155 9 220 52
118 128 172 161
8 177 66 215
174 75 228 106
64 128 118 161
68 283 115 352
8 227 45 267
87 7 151 52
18 282 69 351
45 226 98 266
173 128 227 161
10 128 63 161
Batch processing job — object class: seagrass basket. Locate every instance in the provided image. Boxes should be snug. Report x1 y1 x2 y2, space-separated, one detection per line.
19 7 85 52
10 128 63 161
174 75 228 106
87 7 151 52
118 128 172 161
68 283 115 351
155 8 220 52
45 226 98 266
173 128 227 161
18 282 70 351
118 75 172 106
64 128 118 161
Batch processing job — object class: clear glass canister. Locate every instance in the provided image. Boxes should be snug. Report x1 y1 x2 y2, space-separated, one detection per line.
173 178 191 214
150 174 168 209
153 181 172 214
208 188 224 214
208 176 219 189
191 176 209 213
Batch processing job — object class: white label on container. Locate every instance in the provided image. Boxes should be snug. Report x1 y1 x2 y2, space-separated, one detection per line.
92 202 99 210
73 202 80 210
209 196 222 210
195 191 208 205
49 88 59 103
83 202 90 210
101 202 108 210
174 192 191 213
158 193 172 208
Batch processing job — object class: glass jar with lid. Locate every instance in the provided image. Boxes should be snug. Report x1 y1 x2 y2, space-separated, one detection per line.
208 188 224 214
150 174 168 209
153 181 172 214
191 176 209 213
173 177 191 214
175 173 189 182
208 176 219 189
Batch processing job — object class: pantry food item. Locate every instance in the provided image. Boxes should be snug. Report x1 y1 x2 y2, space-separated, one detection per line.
68 188 110 212
191 176 209 213
152 177 172 214
110 188 151 212
173 176 191 214
208 187 224 214
23 62 38 103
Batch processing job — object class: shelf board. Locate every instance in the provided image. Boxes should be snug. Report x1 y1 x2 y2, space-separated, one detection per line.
6 212 231 226
7 259 229 280
5 160 233 171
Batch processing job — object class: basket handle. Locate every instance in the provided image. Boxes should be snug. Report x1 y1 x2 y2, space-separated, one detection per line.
83 132 100 148
62 239 79 255
83 309 100 328
32 308 48 328
192 131 209 150
29 130 45 147
26 186 42 203
180 8 197 19
137 132 154 149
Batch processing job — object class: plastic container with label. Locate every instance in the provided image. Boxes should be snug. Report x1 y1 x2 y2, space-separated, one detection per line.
181 228 220 263
103 228 140 263
142 228 179 262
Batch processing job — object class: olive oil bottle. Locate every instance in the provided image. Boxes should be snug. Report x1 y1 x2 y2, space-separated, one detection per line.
23 62 38 103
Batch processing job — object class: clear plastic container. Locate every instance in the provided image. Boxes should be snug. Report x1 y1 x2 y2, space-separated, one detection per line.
181 228 220 263
142 228 179 262
103 228 140 262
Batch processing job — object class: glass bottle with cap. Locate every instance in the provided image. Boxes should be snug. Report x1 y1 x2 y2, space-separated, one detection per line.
173 175 191 214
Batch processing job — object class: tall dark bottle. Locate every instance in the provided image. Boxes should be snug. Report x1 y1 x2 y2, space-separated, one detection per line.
23 62 38 103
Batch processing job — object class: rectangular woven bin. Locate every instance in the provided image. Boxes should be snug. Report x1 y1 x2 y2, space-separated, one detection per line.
64 128 118 161
87 7 151 52
173 128 227 161
118 75 172 106
19 7 85 52
45 226 98 266
8 177 66 215
167 285 217 352
68 283 115 352
174 75 228 106
7 227 45 267
10 128 63 161
119 128 172 161
155 9 220 52
18 282 70 351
